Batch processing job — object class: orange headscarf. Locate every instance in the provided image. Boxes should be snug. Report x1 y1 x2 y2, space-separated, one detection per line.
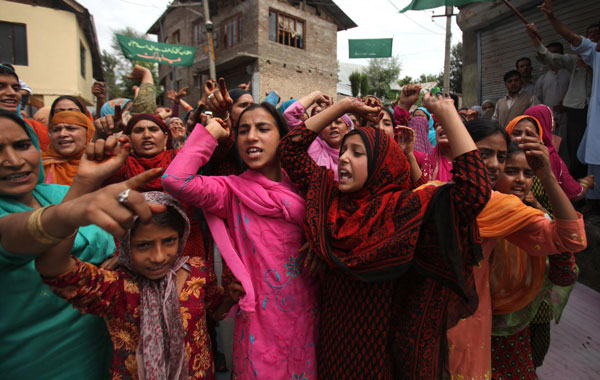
504 115 544 141
42 111 95 185
477 191 547 314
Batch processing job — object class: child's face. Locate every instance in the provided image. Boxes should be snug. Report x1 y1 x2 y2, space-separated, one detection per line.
130 223 180 280
237 108 281 174
320 117 349 149
338 134 368 192
475 133 507 187
495 152 534 201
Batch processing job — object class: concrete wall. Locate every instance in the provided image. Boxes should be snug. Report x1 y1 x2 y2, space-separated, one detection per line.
2 0 96 105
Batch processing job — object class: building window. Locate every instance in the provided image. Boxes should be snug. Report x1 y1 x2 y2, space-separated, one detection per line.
222 14 242 48
193 19 204 45
269 10 304 49
0 22 28 65
172 30 180 44
80 42 86 78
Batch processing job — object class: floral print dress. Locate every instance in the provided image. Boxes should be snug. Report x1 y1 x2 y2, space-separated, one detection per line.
44 256 223 380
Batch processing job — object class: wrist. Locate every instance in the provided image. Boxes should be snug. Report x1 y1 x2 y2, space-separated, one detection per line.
70 176 102 195
398 100 412 111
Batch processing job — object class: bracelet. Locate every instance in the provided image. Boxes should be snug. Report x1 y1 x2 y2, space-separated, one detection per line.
26 205 78 245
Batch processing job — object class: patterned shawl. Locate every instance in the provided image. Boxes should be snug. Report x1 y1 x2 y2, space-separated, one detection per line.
408 115 434 154
117 191 190 380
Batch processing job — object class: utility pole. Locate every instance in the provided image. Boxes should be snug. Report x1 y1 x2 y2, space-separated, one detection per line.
168 1 216 79
442 6 453 93
203 0 216 79
433 6 454 93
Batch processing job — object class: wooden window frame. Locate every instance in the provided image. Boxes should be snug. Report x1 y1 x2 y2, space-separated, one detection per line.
0 21 28 66
222 13 242 49
269 9 305 49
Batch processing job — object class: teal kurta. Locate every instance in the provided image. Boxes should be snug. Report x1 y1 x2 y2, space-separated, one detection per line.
0 184 115 380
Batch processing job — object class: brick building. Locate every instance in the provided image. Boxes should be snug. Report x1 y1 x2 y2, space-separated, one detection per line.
148 0 355 105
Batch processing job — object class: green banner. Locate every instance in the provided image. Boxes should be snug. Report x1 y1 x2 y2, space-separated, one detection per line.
349 38 393 58
400 0 490 12
116 34 196 66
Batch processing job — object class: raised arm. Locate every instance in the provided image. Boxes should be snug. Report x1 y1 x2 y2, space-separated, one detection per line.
539 0 582 46
161 119 232 217
526 23 575 70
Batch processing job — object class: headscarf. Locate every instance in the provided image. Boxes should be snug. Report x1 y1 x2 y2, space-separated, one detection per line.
42 111 95 185
33 107 50 125
471 105 483 118
105 113 175 191
477 191 547 314
117 191 190 380
304 126 476 290
0 109 43 184
408 115 434 154
307 115 353 180
100 98 131 117
505 115 544 141
166 117 182 127
49 95 92 122
524 105 582 199
228 88 251 104
414 107 437 147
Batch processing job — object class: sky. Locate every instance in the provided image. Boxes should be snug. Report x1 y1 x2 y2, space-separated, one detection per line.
78 0 463 79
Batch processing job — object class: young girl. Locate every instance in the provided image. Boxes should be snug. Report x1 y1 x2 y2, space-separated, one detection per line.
414 124 453 181
283 91 353 179
161 103 319 379
446 119 587 380
37 191 232 380
278 93 492 379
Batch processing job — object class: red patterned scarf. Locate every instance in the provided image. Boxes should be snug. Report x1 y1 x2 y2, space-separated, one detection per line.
304 127 439 281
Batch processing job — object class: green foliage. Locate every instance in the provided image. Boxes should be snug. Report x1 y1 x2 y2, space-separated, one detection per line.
102 28 162 100
366 56 401 99
360 73 369 97
349 71 362 97
437 42 462 94
398 75 413 86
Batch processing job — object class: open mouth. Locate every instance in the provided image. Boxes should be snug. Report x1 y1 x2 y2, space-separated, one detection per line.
0 99 18 109
141 141 156 149
246 147 263 158
339 168 352 181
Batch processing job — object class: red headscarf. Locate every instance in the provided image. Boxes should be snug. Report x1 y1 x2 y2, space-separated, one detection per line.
305 126 479 290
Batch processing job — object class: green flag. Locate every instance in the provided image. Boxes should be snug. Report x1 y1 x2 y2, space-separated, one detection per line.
349 38 393 58
400 0 489 12
116 34 197 66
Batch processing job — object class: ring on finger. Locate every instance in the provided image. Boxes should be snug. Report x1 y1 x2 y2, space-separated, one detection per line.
208 93 215 100
117 189 131 205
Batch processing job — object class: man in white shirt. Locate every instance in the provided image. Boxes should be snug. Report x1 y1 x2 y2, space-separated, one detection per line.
526 22 597 179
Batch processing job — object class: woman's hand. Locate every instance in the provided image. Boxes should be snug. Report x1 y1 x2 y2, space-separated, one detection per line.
299 242 326 277
396 126 416 156
94 105 125 138
423 92 454 116
347 97 381 124
227 279 246 303
518 127 552 179
399 84 422 110
205 118 229 141
205 78 233 118
56 169 166 237
75 135 130 189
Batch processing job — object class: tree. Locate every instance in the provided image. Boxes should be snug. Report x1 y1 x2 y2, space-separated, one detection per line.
101 49 123 99
398 75 413 86
419 73 439 83
365 56 401 99
437 42 463 94
349 71 362 97
360 74 369 97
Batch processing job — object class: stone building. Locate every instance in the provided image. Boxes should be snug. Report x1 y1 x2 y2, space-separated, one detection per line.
148 0 355 105
458 0 600 106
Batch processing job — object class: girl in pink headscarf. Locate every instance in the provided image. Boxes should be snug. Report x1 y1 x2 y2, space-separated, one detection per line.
524 105 594 200
162 103 319 380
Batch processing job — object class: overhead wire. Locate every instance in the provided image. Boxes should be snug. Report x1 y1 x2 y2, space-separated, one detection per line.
386 0 445 35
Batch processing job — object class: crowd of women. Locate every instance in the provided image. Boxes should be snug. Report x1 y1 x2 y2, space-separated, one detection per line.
0 55 588 380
